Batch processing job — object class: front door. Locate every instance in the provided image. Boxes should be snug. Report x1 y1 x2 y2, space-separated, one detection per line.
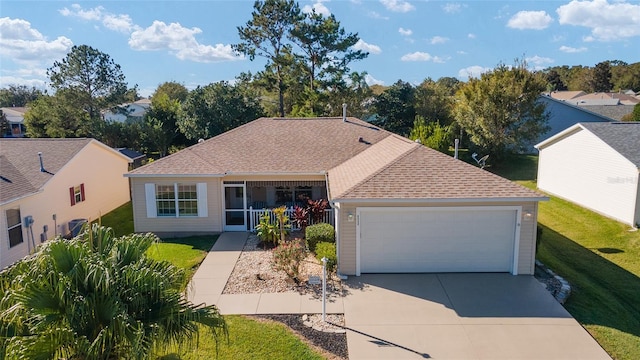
223 184 246 231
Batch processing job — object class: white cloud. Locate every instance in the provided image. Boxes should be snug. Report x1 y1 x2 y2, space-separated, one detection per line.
401 51 444 63
430 36 449 44
128 21 241 62
559 45 587 53
59 3 139 34
398 27 412 36
468 33 476 39
0 17 73 64
380 0 415 13
59 4 103 21
352 39 382 54
365 74 384 86
102 14 138 34
526 55 554 68
302 1 331 17
367 11 389 20
458 65 491 79
507 10 553 30
442 3 464 14
557 0 640 41
457 50 468 55
0 75 47 89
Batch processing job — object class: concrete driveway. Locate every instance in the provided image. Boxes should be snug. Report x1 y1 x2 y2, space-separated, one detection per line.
343 273 611 359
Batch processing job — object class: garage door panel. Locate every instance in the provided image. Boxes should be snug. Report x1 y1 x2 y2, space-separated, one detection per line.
359 208 516 273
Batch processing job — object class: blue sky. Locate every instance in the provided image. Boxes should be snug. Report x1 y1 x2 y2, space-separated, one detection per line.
1 0 639 97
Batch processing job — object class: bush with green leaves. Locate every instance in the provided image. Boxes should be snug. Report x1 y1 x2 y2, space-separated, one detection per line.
0 224 227 360
271 240 306 281
315 242 337 272
305 223 335 252
255 213 278 246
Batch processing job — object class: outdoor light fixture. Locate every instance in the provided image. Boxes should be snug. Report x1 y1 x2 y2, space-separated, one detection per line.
347 212 354 222
523 211 533 220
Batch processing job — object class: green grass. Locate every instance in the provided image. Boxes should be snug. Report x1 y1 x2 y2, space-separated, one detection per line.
94 201 134 237
97 202 327 359
496 154 640 360
146 235 218 276
157 317 325 360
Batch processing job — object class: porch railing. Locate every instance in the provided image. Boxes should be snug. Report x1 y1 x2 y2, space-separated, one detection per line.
248 206 334 232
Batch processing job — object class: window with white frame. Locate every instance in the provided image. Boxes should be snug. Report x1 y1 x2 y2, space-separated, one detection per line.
6 208 23 248
148 183 204 218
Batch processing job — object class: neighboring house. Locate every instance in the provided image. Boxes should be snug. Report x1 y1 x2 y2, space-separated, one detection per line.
546 91 636 121
127 116 547 276
537 95 613 145
536 122 640 227
116 148 147 170
1 107 27 137
102 99 151 123
0 138 132 269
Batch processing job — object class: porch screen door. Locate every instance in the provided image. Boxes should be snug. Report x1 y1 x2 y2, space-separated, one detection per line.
223 184 246 231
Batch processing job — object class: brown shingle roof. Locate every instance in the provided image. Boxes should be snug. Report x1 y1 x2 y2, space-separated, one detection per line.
129 117 544 201
328 135 418 198
335 145 544 200
0 138 92 203
130 117 390 175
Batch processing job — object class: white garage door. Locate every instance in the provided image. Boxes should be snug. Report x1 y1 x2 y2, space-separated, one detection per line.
358 207 518 273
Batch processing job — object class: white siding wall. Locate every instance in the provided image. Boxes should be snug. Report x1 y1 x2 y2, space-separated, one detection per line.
1 142 130 268
131 177 222 234
538 129 639 226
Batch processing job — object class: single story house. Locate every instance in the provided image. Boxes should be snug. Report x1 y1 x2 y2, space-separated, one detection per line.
0 138 132 269
535 95 613 149
536 122 640 227
126 117 547 276
1 107 28 138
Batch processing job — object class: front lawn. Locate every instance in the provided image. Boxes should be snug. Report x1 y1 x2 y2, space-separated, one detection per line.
493 155 640 360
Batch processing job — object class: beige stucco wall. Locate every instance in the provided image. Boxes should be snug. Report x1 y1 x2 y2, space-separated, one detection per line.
1 142 130 269
130 177 222 234
130 174 327 235
334 201 539 276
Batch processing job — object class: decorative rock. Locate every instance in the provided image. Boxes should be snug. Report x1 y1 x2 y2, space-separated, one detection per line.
302 314 308 321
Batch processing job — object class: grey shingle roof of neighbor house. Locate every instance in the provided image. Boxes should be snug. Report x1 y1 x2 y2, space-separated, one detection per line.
581 122 640 168
0 138 92 203
579 105 635 121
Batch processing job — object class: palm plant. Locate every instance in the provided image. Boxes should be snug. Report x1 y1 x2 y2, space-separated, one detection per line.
0 224 227 360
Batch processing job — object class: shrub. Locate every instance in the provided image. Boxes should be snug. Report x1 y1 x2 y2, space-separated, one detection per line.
306 223 335 252
307 199 328 224
255 213 278 247
291 205 309 233
315 242 337 272
273 205 291 243
271 240 306 281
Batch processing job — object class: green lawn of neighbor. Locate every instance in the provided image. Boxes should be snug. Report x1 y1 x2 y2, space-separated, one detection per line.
98 202 328 359
493 155 640 360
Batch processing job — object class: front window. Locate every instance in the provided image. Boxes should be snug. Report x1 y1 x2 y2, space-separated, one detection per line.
156 183 198 217
6 209 23 248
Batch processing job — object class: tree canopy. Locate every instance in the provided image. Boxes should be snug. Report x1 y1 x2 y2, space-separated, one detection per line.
178 81 264 140
0 85 43 107
454 61 549 162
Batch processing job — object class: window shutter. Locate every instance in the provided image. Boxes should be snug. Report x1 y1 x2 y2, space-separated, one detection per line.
80 183 86 201
145 183 157 218
69 187 76 206
197 183 208 217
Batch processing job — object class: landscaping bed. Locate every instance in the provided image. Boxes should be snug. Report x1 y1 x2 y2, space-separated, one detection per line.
223 233 343 296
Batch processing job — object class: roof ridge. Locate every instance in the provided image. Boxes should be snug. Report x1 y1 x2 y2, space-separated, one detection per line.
336 139 421 198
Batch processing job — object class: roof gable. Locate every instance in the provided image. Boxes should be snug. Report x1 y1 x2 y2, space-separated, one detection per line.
335 145 544 200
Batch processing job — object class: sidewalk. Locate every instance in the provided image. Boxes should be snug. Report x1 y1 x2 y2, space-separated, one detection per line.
187 232 344 315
